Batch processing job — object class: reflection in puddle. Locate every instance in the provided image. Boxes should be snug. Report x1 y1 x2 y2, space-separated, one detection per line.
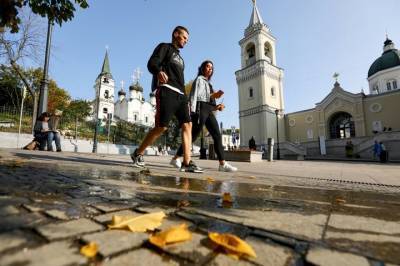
47 164 400 221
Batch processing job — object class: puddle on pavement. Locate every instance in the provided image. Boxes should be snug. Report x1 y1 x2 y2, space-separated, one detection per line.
9 162 400 221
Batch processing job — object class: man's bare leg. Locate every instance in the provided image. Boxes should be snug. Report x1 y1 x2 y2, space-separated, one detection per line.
136 126 167 155
181 122 192 165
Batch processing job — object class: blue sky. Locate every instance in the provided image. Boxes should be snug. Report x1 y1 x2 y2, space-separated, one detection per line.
47 0 399 128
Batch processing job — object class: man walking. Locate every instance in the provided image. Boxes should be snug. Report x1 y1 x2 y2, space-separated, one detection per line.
130 26 202 173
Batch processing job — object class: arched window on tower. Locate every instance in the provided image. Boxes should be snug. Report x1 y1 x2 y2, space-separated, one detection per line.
264 42 273 64
245 43 256 66
103 108 108 114
104 90 109 99
271 87 275 97
249 87 254 98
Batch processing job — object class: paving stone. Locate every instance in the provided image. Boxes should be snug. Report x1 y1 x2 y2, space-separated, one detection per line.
92 202 137 212
136 205 175 215
210 236 295 266
104 248 178 266
93 210 141 224
81 230 148 257
45 210 70 220
0 205 20 215
23 204 43 212
158 217 194 231
84 206 101 215
159 232 211 264
0 240 86 266
188 208 327 241
306 247 369 266
328 214 400 235
0 231 31 253
325 231 400 243
36 218 104 240
0 195 30 206
0 213 47 233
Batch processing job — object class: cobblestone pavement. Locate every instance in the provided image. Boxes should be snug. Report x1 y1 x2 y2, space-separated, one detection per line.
0 148 399 266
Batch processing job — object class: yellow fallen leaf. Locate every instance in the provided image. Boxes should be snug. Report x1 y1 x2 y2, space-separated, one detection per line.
80 242 98 258
108 211 166 232
206 176 215 183
222 193 233 203
208 232 256 258
335 198 346 204
149 223 192 248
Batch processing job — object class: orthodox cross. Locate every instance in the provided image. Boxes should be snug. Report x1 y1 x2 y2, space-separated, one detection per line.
120 80 124 89
132 67 143 83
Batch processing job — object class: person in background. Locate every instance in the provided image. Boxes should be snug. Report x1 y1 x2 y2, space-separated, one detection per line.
170 60 237 172
48 109 62 152
373 140 381 160
33 112 51 151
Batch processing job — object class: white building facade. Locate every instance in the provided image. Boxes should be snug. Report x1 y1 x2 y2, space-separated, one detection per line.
114 82 156 127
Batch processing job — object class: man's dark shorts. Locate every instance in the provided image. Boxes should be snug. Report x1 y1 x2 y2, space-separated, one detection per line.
155 88 191 127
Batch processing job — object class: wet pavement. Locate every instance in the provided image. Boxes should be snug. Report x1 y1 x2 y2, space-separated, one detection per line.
0 148 399 265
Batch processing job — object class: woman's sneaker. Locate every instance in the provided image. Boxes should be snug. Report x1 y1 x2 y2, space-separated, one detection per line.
219 162 238 172
180 160 203 173
130 149 145 168
169 158 182 169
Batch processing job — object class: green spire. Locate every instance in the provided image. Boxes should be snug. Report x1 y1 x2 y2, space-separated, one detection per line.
99 50 113 79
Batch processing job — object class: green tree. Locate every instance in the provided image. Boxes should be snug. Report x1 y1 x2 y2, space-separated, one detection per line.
62 99 91 123
47 81 70 113
0 64 24 110
0 0 89 33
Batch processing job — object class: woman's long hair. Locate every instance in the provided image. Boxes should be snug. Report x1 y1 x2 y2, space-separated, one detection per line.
197 60 214 80
37 112 50 121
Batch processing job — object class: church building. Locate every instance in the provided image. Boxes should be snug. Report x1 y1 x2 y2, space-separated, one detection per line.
93 51 156 128
236 1 400 160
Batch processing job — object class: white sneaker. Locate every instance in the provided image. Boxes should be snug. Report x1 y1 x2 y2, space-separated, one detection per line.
219 162 238 172
170 158 182 169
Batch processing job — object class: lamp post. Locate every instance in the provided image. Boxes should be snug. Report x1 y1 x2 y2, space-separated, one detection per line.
231 126 236 149
274 109 280 160
37 19 53 116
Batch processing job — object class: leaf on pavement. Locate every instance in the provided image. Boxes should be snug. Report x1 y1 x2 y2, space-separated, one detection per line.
206 176 215 183
222 192 233 203
149 223 192 248
80 242 98 258
208 232 256 259
108 211 166 232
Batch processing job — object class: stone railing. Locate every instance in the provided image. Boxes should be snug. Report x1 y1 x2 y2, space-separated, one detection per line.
280 141 307 156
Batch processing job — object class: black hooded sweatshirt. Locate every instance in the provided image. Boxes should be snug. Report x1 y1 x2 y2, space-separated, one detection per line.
147 43 185 94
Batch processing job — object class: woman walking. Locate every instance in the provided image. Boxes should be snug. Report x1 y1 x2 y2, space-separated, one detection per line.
171 60 237 172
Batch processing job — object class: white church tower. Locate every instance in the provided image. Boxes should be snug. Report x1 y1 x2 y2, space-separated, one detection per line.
94 50 115 121
235 0 285 148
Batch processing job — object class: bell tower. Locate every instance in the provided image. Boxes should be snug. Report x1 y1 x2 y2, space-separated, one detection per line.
235 0 285 148
94 50 115 120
